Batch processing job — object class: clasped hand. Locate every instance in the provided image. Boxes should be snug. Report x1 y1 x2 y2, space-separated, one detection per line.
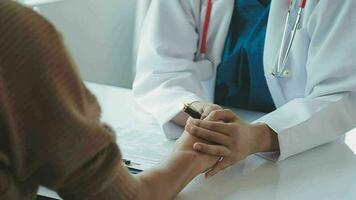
184 108 279 178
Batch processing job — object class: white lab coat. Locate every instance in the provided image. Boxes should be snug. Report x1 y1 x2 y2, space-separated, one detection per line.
133 0 356 161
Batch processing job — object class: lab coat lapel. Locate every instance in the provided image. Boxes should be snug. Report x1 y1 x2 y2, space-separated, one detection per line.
264 0 291 107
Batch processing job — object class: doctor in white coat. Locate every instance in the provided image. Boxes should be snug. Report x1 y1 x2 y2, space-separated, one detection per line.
133 0 356 172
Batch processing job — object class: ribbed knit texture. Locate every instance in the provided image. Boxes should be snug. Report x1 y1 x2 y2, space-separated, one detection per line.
0 1 138 199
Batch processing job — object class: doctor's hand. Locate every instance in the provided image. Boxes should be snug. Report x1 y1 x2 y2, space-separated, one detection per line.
174 131 220 174
189 101 222 120
172 101 221 127
185 109 279 177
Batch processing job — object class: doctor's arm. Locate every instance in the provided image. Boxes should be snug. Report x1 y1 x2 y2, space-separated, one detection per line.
186 0 356 170
133 0 215 138
253 0 356 161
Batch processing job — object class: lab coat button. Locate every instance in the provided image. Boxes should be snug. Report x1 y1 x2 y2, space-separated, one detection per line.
268 68 274 75
283 69 291 77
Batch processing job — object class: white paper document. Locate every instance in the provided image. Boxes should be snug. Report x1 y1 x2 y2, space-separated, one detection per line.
116 125 175 171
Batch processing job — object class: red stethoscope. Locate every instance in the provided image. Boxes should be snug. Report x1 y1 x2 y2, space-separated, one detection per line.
199 0 307 78
199 0 213 59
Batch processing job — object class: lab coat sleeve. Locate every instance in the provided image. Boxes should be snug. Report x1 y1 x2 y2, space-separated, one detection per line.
133 0 213 139
255 0 356 161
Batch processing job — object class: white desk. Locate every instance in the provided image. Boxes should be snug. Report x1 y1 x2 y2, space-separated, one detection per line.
39 82 356 200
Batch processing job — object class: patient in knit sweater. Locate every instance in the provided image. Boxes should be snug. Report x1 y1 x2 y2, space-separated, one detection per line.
0 1 218 199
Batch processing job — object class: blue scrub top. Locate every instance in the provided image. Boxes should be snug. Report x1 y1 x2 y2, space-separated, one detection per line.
214 0 275 112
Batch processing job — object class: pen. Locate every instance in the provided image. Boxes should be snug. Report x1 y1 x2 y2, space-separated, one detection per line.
183 103 202 119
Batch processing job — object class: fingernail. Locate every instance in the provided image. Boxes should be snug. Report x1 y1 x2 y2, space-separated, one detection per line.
193 143 201 151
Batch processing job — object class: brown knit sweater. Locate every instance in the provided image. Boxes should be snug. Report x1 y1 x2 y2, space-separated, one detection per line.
0 1 138 199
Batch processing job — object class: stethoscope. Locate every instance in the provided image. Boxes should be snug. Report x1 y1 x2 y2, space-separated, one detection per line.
199 0 213 59
199 0 308 78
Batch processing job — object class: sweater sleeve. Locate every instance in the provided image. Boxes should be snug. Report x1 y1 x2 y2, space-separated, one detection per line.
0 2 138 199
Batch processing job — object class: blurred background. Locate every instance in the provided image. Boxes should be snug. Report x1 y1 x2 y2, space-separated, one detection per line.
19 0 152 88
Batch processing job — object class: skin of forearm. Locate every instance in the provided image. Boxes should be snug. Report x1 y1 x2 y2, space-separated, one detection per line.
136 151 202 200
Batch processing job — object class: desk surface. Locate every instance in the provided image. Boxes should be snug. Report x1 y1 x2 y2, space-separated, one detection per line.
39 82 356 200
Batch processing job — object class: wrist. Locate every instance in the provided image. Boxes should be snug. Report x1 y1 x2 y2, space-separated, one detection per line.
253 123 279 152
172 151 203 175
136 151 202 199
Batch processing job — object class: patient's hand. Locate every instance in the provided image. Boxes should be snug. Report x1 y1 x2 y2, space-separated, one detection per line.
136 131 220 199
175 131 219 174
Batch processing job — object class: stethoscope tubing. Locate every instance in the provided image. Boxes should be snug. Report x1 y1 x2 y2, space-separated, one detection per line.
274 0 307 77
199 0 308 78
200 0 213 59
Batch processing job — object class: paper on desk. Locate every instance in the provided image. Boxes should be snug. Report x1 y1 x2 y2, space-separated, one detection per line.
116 126 175 171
